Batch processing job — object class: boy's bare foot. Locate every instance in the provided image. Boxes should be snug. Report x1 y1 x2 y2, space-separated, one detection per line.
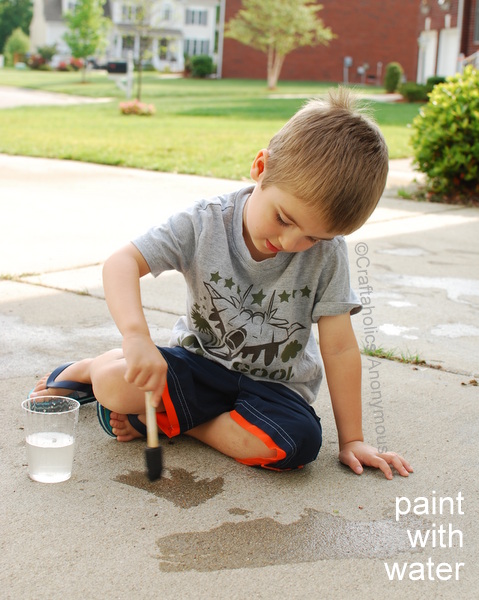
30 360 93 398
110 412 146 442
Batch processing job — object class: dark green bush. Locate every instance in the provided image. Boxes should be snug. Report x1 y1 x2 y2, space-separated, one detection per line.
384 62 403 93
411 66 479 204
399 82 429 102
424 75 447 99
426 75 446 90
191 55 215 78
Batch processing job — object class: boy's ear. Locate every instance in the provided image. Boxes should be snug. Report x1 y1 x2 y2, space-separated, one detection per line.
250 149 269 182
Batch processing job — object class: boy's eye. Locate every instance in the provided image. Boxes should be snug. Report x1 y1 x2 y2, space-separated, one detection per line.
275 213 288 227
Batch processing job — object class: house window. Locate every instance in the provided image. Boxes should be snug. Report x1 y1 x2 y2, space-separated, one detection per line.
163 3 172 21
185 39 209 56
474 2 479 43
185 9 208 26
121 4 137 23
122 35 135 51
159 38 169 60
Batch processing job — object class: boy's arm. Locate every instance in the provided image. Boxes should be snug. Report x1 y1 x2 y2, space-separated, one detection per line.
102 243 167 406
318 313 413 479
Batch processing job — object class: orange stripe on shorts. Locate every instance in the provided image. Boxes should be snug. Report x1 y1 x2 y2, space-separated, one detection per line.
230 409 287 467
156 382 181 438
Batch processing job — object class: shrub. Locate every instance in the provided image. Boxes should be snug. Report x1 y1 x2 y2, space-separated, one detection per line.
57 61 73 72
37 44 57 63
399 82 429 102
119 99 155 116
410 66 479 204
191 54 215 78
426 75 446 90
69 57 84 71
384 62 403 93
3 27 30 66
27 54 52 70
183 54 193 77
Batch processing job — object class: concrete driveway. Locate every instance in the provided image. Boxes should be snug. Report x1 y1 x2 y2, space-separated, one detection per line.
0 117 478 597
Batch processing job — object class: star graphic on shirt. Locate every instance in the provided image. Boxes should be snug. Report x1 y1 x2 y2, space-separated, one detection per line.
210 271 221 283
224 277 235 289
300 286 311 298
251 289 266 306
279 290 291 302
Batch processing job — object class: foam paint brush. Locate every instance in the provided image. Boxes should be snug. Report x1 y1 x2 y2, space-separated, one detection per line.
145 391 163 481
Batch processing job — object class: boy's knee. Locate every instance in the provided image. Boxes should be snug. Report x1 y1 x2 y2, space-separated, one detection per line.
282 415 322 469
240 413 322 471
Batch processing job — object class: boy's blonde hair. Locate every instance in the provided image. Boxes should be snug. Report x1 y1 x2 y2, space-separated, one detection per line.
262 88 389 234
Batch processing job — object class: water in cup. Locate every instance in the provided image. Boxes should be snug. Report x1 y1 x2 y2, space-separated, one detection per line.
26 431 75 483
22 396 80 483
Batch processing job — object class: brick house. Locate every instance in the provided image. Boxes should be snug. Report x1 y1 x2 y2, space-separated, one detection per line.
220 0 479 84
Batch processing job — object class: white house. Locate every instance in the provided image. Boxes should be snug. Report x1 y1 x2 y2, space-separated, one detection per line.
29 0 220 72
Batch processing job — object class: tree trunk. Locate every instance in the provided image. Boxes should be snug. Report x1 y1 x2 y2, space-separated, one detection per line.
267 51 285 90
267 45 274 88
137 52 143 101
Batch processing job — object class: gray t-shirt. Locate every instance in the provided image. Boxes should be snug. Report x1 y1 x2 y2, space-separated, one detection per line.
133 186 361 404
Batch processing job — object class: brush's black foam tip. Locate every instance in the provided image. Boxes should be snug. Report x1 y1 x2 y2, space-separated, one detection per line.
145 446 163 481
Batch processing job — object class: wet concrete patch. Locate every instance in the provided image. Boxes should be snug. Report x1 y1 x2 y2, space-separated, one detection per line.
115 468 224 508
381 274 479 305
430 323 479 338
157 508 423 572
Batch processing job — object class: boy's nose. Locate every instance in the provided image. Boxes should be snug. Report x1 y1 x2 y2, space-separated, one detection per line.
279 230 302 252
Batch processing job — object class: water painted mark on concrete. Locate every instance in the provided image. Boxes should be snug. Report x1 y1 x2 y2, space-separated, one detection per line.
228 508 252 517
388 301 415 308
378 247 428 257
379 324 419 340
374 292 404 300
381 274 479 305
115 468 224 509
430 323 479 338
157 508 423 572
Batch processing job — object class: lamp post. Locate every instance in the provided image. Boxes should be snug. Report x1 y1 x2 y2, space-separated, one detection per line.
420 0 452 14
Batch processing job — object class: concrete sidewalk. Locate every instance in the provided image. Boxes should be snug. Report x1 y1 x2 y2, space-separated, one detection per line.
1 154 478 599
0 85 111 108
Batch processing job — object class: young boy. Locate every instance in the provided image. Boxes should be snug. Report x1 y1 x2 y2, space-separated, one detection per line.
32 88 412 479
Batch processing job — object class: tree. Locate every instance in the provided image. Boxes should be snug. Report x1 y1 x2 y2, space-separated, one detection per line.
127 0 174 101
225 0 334 90
128 0 156 101
3 26 30 65
0 0 32 53
63 0 110 82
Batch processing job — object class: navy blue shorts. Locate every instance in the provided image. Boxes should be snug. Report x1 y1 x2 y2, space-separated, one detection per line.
156 347 322 470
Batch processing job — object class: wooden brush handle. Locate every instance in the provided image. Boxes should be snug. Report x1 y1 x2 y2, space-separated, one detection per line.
145 391 159 448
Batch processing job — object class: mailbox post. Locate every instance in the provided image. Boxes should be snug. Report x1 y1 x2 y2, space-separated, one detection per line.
343 56 353 84
107 51 134 98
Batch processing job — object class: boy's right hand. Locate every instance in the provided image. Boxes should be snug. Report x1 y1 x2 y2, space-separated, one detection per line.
122 333 167 408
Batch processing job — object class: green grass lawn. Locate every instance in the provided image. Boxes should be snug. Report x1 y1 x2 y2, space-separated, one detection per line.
0 70 419 179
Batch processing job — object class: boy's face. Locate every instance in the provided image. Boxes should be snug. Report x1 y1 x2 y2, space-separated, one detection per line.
243 150 336 262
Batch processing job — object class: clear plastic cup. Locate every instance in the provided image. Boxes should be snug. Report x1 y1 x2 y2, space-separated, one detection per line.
22 396 80 483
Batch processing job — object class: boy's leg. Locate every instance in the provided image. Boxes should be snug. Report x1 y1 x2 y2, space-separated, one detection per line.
32 349 150 415
186 413 277 462
146 347 321 469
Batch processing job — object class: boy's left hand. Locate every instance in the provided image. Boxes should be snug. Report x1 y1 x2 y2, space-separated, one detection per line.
339 441 413 480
